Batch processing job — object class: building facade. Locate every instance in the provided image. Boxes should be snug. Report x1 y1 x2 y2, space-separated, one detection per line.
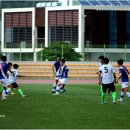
1 0 130 61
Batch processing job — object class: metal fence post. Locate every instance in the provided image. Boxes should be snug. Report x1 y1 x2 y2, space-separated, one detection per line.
20 44 22 61
125 44 127 62
41 43 43 61
62 43 64 58
104 44 106 57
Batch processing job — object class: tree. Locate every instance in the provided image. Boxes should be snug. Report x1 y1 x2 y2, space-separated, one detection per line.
37 42 82 61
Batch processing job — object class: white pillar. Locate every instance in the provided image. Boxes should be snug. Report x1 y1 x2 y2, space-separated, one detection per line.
32 8 37 61
78 6 85 61
45 8 49 47
1 10 5 53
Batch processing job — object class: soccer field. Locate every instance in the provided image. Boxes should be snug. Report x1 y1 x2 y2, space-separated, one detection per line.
0 83 130 129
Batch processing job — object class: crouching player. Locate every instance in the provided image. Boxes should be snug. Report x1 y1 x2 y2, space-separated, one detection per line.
117 59 130 101
55 59 69 95
8 64 27 97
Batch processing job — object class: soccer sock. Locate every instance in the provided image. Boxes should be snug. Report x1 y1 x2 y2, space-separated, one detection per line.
100 85 103 92
101 92 105 103
126 92 130 98
56 86 60 95
121 91 124 98
2 90 6 97
52 83 56 91
0 87 3 93
18 89 24 96
6 88 11 94
112 92 116 102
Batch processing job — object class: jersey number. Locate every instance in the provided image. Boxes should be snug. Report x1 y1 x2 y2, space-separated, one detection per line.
104 67 108 73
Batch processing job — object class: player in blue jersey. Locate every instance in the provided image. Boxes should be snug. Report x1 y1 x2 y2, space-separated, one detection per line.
55 59 69 95
0 56 14 100
51 55 61 94
116 59 130 102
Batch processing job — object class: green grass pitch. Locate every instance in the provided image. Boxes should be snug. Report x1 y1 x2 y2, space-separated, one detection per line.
0 83 130 129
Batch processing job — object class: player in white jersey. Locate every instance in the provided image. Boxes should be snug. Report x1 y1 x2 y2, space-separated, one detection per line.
98 57 117 104
8 64 26 97
97 55 110 95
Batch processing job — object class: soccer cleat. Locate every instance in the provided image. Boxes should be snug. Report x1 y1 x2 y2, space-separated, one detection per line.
117 98 123 102
2 95 7 101
22 95 27 97
61 89 66 95
101 101 106 104
51 91 55 94
113 101 117 104
11 92 16 96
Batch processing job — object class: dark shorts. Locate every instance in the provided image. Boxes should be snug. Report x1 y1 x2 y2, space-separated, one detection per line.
102 82 115 93
12 83 18 88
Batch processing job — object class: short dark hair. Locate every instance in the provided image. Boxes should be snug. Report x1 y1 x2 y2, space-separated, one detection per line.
60 59 65 63
57 55 61 58
13 64 19 69
8 62 12 66
1 56 7 62
98 55 104 60
103 57 109 64
117 59 123 65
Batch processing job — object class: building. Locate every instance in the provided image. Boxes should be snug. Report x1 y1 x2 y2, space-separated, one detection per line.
1 0 130 61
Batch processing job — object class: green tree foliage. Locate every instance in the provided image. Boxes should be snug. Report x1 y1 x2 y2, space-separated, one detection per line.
37 42 82 61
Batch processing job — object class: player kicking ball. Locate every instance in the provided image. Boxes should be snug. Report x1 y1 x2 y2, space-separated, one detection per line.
7 64 27 97
116 59 130 102
55 59 69 95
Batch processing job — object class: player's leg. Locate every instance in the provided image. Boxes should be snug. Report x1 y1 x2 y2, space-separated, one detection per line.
12 83 27 97
2 87 7 101
52 78 58 93
110 83 117 104
123 82 130 98
0 86 3 94
101 84 107 104
117 88 124 102
60 78 67 94
55 80 61 95
106 87 111 95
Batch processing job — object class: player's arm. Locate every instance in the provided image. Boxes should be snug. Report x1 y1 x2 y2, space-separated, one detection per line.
113 72 117 83
52 65 56 77
98 71 102 85
116 73 122 83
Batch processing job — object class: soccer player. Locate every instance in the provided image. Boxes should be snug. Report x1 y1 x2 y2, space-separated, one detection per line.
0 56 14 100
116 59 130 101
98 55 110 95
97 55 104 94
51 55 61 94
8 64 27 97
55 59 69 95
98 57 117 104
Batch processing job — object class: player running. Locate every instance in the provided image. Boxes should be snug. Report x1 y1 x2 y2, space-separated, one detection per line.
98 57 117 104
116 59 130 102
0 56 14 100
7 64 27 97
55 59 69 95
51 55 61 94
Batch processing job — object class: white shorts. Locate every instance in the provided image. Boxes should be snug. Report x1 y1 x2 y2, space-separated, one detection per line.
55 77 61 81
59 78 68 85
122 82 129 88
1 78 11 87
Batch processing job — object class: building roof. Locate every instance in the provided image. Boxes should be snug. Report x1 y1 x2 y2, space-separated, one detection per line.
78 0 130 7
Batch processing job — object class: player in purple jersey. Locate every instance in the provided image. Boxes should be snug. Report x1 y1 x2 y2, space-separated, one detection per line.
0 56 14 100
51 55 61 94
116 59 130 102
55 59 69 95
